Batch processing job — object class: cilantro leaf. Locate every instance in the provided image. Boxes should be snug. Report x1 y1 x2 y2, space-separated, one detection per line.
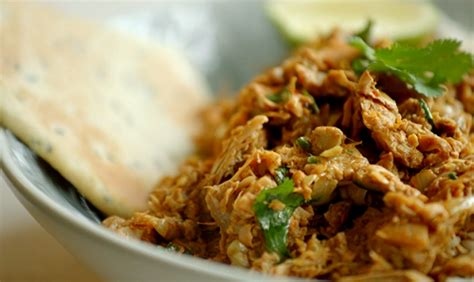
352 58 371 75
268 88 291 103
350 37 473 97
349 36 375 60
253 179 304 258
302 90 320 113
274 166 289 184
418 99 436 129
307 155 321 164
355 19 373 43
296 136 312 152
375 40 472 84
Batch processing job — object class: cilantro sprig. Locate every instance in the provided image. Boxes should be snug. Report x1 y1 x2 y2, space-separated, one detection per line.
253 178 304 258
350 37 473 97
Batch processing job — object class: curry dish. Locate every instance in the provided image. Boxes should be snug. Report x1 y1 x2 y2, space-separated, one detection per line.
104 31 474 281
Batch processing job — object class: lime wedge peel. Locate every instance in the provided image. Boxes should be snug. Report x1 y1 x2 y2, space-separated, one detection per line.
266 0 440 45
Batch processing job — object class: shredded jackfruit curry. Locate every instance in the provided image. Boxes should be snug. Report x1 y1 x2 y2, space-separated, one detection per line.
104 31 474 281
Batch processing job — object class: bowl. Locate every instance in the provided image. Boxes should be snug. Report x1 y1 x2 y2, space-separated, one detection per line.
1 1 472 281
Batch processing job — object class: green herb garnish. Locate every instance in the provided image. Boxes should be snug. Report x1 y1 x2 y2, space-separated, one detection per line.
253 179 304 258
447 172 457 180
350 37 473 97
164 242 191 254
355 19 373 43
302 90 320 113
296 136 312 152
274 167 289 184
268 88 291 103
418 99 436 129
307 155 321 164
165 242 181 252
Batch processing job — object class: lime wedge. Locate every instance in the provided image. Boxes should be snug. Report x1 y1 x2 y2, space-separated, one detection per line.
267 0 439 44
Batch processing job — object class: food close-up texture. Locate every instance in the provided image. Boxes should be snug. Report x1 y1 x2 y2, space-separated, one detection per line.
103 30 474 281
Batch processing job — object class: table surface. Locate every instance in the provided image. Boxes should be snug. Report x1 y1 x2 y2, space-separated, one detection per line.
0 174 102 282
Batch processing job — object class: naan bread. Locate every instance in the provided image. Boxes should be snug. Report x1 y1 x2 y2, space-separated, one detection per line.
0 3 210 217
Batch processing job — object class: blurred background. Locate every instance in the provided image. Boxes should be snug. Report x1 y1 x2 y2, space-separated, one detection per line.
47 0 474 94
435 0 473 30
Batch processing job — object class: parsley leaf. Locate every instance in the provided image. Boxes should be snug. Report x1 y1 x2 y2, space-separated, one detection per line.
350 37 473 97
253 179 304 258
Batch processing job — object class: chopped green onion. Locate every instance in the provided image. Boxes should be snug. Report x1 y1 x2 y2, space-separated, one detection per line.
302 90 320 113
165 242 181 252
296 136 312 152
418 99 436 129
268 88 291 103
307 155 321 164
275 167 289 184
447 172 457 180
164 242 191 254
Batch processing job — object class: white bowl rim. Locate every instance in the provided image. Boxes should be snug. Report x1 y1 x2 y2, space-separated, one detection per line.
1 129 302 282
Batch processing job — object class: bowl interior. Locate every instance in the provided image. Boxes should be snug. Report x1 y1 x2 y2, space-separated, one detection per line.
2 130 104 223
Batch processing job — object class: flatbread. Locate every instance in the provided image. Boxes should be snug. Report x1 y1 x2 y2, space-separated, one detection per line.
0 3 210 217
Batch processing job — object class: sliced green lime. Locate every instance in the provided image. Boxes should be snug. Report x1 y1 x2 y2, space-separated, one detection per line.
267 0 439 45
